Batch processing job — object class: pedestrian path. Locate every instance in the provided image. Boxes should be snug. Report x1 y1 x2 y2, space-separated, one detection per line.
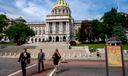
10 60 53 76
53 60 128 76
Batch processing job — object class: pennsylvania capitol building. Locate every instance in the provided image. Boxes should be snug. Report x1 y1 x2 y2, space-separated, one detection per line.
26 0 78 43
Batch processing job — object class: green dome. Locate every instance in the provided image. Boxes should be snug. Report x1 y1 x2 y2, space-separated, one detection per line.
54 0 69 8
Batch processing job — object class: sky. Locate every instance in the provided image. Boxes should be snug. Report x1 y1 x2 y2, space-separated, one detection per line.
0 0 128 22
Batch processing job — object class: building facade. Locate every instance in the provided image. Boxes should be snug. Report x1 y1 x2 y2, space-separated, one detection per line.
28 0 75 43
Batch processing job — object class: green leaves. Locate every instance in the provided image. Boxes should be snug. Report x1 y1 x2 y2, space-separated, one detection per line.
77 8 128 43
112 25 127 43
0 14 9 33
5 22 35 45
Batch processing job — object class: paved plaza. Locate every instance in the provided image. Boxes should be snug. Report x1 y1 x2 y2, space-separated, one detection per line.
53 60 128 76
0 58 21 76
0 42 128 76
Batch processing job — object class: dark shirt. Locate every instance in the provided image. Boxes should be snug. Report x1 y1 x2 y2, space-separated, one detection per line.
53 53 61 60
18 52 31 63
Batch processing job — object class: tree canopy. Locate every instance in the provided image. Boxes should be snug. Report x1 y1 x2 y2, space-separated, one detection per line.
0 14 9 40
5 22 35 45
77 8 128 43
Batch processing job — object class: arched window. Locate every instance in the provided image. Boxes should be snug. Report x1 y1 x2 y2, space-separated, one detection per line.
39 38 41 42
56 36 59 42
35 38 37 42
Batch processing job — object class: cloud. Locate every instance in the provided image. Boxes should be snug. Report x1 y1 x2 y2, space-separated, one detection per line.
13 0 54 22
68 0 117 20
0 0 128 22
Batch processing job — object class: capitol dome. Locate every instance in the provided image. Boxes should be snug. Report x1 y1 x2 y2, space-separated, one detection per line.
52 0 71 15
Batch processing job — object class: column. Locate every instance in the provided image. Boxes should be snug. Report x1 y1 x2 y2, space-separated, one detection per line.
59 22 63 34
59 36 61 42
53 36 55 42
51 22 53 34
33 38 35 43
53 22 56 34
37 27 39 35
41 27 43 35
46 22 49 34
60 36 62 42
66 22 68 34
51 36 53 42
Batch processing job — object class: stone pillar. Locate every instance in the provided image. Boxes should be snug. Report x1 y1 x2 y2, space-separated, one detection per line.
46 22 49 35
37 27 39 35
33 38 35 43
60 22 63 34
51 36 53 42
50 22 52 34
59 36 61 42
53 22 56 34
67 22 69 34
41 27 43 35
37 38 39 42
60 36 62 42
54 37 55 42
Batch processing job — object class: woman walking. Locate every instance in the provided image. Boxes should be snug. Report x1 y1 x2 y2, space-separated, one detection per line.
52 49 61 71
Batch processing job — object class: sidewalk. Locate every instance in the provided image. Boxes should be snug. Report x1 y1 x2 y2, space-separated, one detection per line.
32 61 53 76
52 60 128 76
12 60 53 76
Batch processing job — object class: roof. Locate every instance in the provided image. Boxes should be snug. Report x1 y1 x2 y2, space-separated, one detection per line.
54 0 69 8
106 37 121 44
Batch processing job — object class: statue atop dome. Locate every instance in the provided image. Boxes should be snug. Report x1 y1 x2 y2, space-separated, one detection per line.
52 0 71 15
54 0 69 8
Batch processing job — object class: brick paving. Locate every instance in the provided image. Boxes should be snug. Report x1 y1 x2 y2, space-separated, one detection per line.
0 57 53 76
0 58 21 76
1 58 128 76
53 60 128 76
14 60 53 76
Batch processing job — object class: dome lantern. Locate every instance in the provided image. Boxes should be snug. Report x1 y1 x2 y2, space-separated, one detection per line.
54 0 69 8
52 0 71 15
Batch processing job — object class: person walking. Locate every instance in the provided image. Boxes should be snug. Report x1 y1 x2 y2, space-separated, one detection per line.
18 48 31 76
52 49 61 71
38 49 45 73
96 50 101 58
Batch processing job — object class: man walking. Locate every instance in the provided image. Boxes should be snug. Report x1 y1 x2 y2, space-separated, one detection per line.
18 48 31 76
38 49 45 73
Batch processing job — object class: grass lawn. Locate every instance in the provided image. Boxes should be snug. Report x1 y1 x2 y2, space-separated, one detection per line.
0 42 16 46
76 43 128 51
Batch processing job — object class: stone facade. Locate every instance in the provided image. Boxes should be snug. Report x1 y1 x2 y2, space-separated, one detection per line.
27 0 75 43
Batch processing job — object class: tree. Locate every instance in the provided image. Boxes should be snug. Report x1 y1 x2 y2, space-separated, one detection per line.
101 8 117 38
5 22 35 45
112 24 127 43
78 21 86 43
84 21 95 43
99 8 127 42
0 14 9 40
77 20 100 43
92 20 101 41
